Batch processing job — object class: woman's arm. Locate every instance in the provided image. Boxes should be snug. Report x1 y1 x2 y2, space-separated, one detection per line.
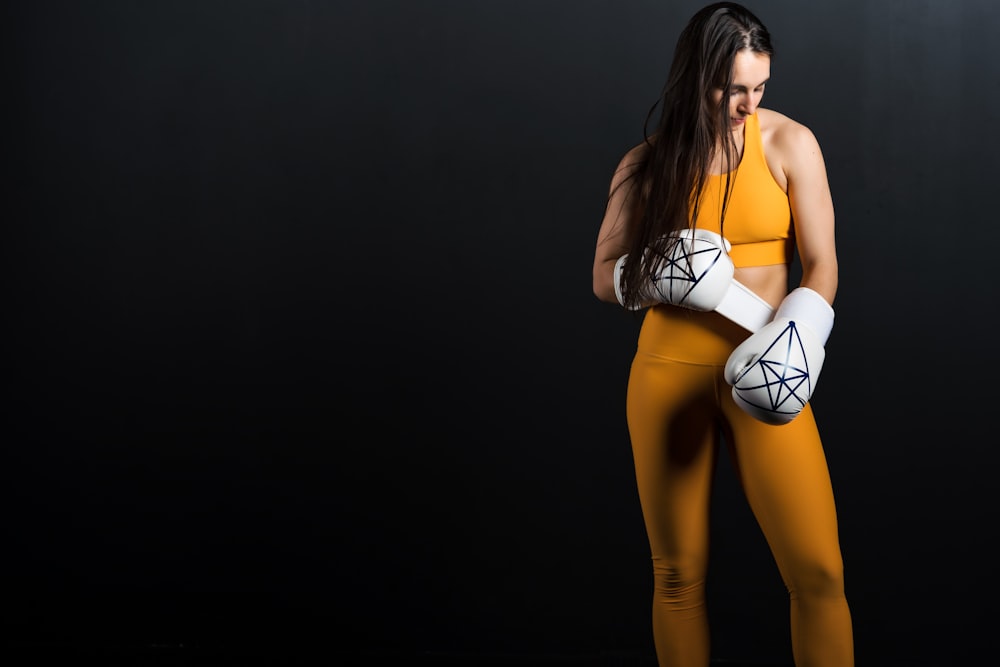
780 120 839 306
593 143 646 304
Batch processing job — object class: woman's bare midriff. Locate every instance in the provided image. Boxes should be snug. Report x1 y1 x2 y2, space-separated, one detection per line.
734 263 789 310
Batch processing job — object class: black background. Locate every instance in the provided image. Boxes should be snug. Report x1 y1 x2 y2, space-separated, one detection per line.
7 1 999 665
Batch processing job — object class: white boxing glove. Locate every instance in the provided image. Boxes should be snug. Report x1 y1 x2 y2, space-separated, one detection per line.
614 228 734 311
724 287 834 425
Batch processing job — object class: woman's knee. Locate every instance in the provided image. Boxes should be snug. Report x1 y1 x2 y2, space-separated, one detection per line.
785 555 846 599
651 557 707 605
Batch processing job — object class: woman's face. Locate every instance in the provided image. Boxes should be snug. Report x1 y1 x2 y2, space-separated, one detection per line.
713 49 771 132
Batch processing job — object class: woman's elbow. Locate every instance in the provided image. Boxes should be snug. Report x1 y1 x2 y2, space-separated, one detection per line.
593 266 620 304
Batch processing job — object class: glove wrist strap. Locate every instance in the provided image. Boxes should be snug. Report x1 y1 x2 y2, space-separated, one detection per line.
776 287 834 345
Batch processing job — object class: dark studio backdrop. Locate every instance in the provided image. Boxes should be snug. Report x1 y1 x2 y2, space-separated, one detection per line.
6 1 998 665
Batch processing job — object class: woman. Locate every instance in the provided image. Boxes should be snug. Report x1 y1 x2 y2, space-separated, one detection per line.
592 3 854 665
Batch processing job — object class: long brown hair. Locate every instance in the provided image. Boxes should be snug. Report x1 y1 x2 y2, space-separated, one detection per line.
616 2 773 311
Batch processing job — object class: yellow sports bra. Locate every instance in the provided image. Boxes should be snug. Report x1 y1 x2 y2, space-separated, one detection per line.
693 112 792 267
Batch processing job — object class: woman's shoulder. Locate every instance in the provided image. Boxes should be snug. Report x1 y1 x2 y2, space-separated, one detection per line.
757 108 822 156
623 136 653 161
758 108 814 137
612 137 652 177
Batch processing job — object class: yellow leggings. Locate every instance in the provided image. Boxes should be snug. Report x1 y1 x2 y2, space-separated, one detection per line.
627 306 853 667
